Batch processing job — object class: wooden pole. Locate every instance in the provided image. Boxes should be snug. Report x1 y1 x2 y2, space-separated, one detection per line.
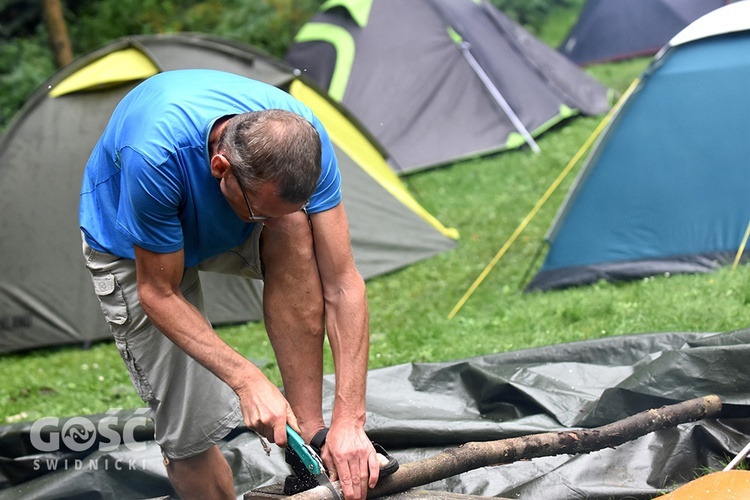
283 395 721 499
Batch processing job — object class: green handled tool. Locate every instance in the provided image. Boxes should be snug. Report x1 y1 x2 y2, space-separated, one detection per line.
286 425 324 475
285 425 341 499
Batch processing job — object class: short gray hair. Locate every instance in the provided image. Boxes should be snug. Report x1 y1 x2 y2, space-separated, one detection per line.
218 109 322 204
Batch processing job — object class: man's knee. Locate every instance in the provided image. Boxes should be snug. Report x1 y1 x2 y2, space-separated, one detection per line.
165 446 234 500
260 212 325 330
260 212 316 266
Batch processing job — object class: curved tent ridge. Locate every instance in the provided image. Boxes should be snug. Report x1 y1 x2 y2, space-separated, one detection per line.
668 1 750 48
49 47 159 97
292 23 354 102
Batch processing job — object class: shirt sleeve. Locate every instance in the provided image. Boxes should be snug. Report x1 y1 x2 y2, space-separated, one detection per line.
306 117 342 214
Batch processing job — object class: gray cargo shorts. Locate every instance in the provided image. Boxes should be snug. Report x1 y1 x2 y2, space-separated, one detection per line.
81 225 264 460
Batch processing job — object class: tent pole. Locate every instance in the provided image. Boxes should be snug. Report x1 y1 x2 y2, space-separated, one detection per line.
446 113 610 319
724 439 750 471
459 42 541 154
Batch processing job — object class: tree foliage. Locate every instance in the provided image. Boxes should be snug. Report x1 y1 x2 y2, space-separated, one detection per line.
0 0 572 131
0 31 55 128
0 0 322 129
492 0 577 32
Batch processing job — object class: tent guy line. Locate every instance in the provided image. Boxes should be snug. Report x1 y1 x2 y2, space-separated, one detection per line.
733 220 750 271
447 79 639 319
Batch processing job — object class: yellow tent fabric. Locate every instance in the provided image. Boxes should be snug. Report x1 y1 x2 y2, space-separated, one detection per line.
50 48 159 98
290 79 458 240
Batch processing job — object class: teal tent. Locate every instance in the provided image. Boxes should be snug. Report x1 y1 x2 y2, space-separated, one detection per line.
527 2 750 291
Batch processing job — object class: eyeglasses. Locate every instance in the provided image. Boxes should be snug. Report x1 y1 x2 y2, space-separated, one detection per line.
219 154 310 223
219 154 270 222
234 171 270 222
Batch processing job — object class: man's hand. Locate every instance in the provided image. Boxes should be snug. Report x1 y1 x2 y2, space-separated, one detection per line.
236 375 299 448
320 423 380 500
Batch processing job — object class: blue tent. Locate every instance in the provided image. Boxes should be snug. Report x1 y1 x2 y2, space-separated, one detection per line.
527 2 750 292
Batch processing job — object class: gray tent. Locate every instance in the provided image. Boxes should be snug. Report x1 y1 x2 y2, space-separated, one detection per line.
284 0 612 173
0 33 457 354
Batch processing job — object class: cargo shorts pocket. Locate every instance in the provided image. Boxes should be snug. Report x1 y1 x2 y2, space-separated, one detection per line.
92 273 128 325
115 339 156 403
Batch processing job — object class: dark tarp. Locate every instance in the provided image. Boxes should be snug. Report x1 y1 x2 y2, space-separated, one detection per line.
3 328 750 499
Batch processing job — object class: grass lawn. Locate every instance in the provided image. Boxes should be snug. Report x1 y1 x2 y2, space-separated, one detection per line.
4 6 750 425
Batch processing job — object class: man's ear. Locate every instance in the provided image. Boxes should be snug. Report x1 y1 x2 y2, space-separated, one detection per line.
210 154 231 179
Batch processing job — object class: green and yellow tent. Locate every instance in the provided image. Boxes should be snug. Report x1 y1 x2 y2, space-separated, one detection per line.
0 33 457 353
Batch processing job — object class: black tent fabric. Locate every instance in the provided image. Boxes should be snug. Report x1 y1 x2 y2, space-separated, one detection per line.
285 0 611 173
3 328 750 499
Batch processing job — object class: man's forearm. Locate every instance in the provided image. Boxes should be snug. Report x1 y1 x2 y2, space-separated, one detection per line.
140 290 265 393
324 273 370 425
140 285 296 445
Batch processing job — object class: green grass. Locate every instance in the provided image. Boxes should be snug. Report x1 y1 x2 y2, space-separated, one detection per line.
4 7 750 426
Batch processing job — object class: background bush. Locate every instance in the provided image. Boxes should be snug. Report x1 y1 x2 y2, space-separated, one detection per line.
0 0 576 130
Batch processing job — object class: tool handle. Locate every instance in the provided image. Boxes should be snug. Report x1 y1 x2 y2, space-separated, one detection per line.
286 425 322 475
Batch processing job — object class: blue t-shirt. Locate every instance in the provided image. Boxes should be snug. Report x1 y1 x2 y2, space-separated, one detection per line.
80 69 341 267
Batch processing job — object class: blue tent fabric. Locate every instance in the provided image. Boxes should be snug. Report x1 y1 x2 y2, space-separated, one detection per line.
527 20 750 292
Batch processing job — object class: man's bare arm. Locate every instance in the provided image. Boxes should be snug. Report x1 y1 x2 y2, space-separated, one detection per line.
308 204 380 498
133 244 296 445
